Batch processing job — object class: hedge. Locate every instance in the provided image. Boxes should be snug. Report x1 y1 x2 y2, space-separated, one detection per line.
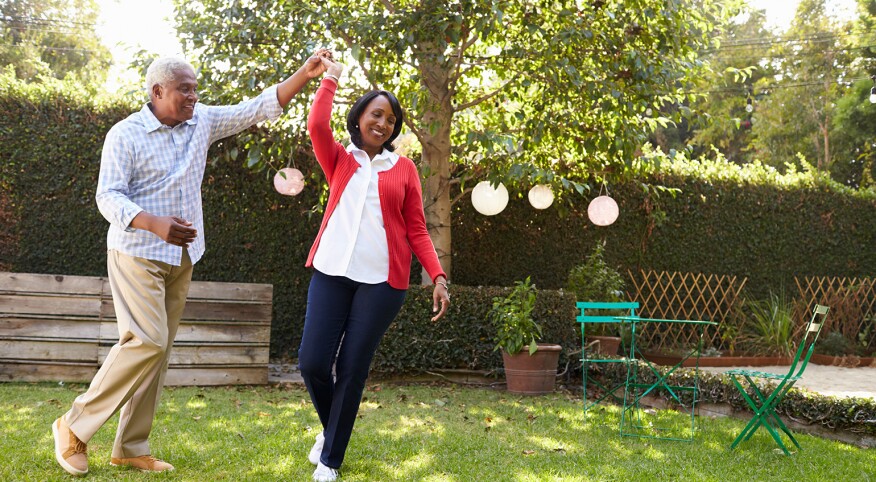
3 80 875 365
596 362 876 436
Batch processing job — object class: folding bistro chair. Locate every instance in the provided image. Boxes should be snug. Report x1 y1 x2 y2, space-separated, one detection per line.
727 304 829 455
576 301 639 412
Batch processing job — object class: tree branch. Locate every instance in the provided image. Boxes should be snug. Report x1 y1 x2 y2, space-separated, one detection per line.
378 0 395 13
451 186 473 206
453 76 517 112
450 31 480 86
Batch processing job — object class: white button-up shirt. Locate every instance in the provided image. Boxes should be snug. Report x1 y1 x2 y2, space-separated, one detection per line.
312 145 398 283
96 86 283 265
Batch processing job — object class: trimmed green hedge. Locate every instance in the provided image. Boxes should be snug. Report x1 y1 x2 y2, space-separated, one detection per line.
373 285 578 373
3 81 875 367
596 362 876 436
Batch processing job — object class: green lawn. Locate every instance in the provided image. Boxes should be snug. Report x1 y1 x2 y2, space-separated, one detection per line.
3 382 874 481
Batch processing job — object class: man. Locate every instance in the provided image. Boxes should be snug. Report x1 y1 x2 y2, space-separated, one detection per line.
51 52 328 476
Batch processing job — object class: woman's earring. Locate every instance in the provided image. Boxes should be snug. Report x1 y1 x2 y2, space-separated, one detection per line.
355 124 359 129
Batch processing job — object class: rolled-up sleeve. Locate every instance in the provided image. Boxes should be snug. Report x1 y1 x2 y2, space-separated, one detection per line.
95 126 143 232
206 85 284 143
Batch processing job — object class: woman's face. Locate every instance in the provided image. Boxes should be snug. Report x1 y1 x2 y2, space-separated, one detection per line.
357 95 396 152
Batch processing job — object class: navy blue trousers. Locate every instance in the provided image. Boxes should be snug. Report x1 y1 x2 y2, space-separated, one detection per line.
298 270 406 468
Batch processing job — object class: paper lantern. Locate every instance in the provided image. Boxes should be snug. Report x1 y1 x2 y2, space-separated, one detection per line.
588 195 619 226
273 168 305 196
527 184 554 210
471 181 509 216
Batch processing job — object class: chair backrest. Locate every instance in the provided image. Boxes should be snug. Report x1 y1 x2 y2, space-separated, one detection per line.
576 301 639 324
789 304 829 378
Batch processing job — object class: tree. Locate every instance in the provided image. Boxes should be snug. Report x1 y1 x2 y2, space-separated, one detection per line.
831 0 876 188
175 0 730 280
748 0 852 172
685 7 777 164
0 0 111 85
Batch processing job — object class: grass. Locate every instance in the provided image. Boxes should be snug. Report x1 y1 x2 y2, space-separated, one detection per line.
2 381 875 481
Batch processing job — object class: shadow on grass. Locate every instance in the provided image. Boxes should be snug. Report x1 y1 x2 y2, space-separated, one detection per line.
2 382 875 481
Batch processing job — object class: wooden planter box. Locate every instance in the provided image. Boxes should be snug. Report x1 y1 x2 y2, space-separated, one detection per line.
0 272 272 385
810 353 876 368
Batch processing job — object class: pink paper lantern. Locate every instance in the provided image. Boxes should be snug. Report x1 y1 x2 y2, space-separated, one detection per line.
587 195 619 226
273 168 305 196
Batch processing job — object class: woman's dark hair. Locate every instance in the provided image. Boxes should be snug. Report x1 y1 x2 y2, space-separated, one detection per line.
346 90 404 152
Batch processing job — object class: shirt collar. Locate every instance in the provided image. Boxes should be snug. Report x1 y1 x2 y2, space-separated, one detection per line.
346 143 399 167
140 103 198 133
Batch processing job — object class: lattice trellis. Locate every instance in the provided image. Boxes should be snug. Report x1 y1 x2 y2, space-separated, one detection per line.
795 276 876 353
626 270 747 353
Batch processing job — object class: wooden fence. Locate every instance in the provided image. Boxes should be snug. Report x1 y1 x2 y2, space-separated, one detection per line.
0 272 272 385
626 270 747 353
795 276 876 353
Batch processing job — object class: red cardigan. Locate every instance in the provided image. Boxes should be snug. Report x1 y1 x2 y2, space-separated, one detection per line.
305 79 446 289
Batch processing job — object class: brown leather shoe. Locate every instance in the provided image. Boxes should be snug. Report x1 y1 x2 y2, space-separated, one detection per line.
111 455 175 472
52 417 88 476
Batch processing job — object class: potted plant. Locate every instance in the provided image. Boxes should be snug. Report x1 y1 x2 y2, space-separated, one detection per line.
490 276 562 395
566 243 627 355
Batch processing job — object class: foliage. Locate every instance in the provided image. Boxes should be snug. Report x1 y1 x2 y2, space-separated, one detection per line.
565 242 626 303
683 7 776 164
489 276 541 356
0 0 111 86
816 331 854 357
595 361 876 437
4 81 876 358
172 0 733 278
375 284 577 373
739 290 797 357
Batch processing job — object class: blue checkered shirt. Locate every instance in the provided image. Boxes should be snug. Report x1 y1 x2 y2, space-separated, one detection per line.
96 85 283 265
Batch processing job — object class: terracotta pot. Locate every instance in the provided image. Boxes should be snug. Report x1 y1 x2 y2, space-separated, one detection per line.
502 344 562 395
587 336 622 356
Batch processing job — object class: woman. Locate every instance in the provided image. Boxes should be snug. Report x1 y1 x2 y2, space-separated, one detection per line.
298 55 450 482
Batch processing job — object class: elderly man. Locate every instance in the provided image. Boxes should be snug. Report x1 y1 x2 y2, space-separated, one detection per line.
51 52 328 476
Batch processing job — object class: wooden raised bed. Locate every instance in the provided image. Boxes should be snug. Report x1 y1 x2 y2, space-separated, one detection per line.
0 272 272 385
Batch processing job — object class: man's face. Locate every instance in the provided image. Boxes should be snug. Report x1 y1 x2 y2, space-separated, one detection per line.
152 67 198 126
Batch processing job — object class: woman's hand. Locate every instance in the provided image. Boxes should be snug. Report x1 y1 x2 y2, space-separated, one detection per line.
319 56 345 80
431 278 450 321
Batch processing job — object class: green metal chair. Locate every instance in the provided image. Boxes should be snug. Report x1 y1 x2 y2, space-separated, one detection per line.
727 304 829 455
576 301 639 412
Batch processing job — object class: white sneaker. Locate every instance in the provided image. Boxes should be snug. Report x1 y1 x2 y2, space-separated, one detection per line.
312 462 338 482
308 432 325 465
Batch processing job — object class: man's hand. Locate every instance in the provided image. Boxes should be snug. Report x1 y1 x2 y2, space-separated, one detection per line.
302 52 329 79
131 212 197 248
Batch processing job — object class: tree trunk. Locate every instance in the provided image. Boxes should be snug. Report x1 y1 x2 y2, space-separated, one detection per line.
416 50 454 283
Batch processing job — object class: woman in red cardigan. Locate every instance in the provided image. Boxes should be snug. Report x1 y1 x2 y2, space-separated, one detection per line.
299 53 450 482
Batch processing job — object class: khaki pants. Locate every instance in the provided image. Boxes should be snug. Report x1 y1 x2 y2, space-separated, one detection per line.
65 249 193 458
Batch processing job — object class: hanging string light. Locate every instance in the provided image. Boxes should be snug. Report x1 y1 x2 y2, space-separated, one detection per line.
870 76 876 104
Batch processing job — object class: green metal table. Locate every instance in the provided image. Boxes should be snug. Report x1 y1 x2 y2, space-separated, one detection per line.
614 316 718 442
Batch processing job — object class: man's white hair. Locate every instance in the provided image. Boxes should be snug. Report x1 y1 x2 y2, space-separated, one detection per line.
144 57 194 94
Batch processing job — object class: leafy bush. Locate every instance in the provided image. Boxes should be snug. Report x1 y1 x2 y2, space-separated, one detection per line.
490 276 540 355
565 242 626 302
372 284 578 374
595 360 876 436
816 331 854 357
739 290 797 356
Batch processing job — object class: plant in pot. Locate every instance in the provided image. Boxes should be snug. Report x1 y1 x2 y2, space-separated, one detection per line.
490 276 562 395
566 242 627 356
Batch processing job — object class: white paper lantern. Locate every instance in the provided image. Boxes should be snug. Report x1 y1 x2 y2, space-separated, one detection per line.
273 168 305 196
527 184 554 210
471 181 509 216
587 195 619 226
